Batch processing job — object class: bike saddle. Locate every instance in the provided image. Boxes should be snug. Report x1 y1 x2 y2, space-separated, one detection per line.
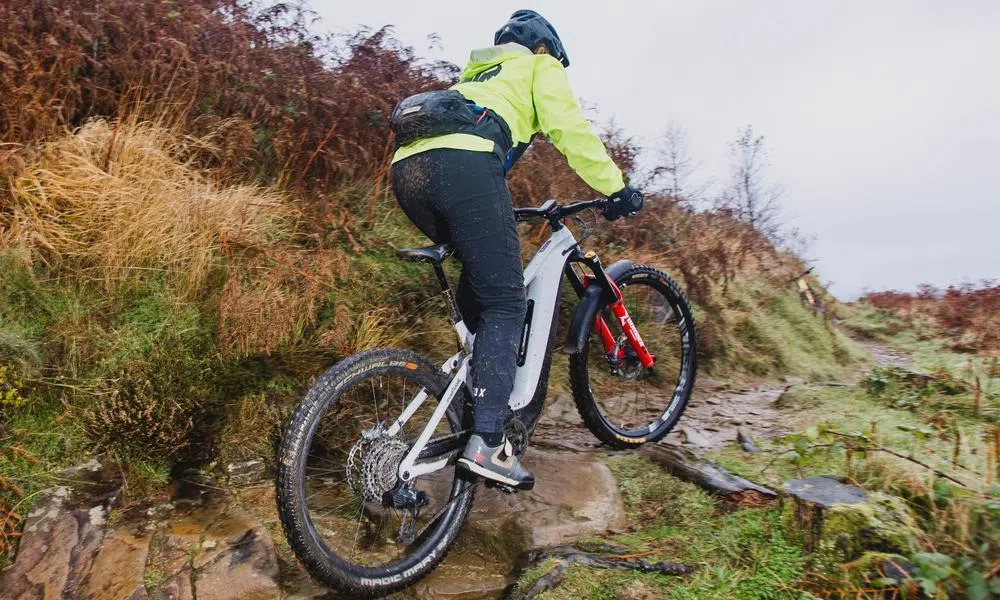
396 243 454 264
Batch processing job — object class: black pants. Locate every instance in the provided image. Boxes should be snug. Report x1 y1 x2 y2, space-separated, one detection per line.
391 149 526 437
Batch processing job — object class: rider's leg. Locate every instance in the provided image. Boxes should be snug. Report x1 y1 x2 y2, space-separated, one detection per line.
441 164 534 489
434 155 524 444
391 149 533 489
455 271 481 333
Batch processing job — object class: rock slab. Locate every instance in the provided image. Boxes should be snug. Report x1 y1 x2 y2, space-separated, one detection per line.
0 459 121 600
467 448 627 555
0 462 280 600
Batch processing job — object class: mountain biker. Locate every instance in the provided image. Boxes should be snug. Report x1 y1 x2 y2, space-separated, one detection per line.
390 10 644 490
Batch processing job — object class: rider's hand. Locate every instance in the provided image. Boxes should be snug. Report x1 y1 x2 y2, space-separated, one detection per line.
604 187 644 221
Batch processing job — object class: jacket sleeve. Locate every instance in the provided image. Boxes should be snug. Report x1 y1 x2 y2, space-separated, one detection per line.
532 56 625 197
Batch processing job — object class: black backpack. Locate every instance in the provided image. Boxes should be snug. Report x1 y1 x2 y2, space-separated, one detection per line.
389 90 511 161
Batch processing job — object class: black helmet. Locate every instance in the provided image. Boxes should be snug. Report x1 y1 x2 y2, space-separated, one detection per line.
494 10 569 68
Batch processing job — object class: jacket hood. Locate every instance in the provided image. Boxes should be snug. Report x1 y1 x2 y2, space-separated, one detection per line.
462 43 533 78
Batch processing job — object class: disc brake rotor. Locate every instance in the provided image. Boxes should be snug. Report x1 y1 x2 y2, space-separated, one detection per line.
609 334 643 381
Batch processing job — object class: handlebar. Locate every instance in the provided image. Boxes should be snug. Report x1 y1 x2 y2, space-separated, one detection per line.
514 198 606 224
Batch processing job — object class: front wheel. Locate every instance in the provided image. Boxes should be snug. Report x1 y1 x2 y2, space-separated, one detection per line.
570 265 697 449
277 349 475 598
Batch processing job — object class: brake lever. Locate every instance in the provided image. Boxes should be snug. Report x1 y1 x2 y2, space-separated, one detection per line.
570 209 597 243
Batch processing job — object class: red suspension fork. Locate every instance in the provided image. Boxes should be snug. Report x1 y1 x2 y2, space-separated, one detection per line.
587 276 656 369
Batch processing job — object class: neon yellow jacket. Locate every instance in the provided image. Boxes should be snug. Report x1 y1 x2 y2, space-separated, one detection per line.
392 43 625 197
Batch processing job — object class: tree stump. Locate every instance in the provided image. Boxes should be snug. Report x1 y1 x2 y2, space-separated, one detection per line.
781 477 920 575
782 477 867 552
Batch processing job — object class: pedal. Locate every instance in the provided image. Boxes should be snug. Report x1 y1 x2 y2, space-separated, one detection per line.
484 480 518 495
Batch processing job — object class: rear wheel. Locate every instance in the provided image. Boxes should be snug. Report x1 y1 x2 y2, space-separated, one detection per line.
277 349 474 598
570 265 696 449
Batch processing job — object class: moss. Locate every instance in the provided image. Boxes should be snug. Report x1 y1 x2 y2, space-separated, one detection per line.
786 492 920 576
841 551 914 586
549 458 807 599
512 557 558 596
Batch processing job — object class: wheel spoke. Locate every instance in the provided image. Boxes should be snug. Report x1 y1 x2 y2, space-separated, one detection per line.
579 276 694 440
283 355 471 573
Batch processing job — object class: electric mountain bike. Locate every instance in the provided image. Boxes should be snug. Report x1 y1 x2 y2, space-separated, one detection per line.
277 198 697 597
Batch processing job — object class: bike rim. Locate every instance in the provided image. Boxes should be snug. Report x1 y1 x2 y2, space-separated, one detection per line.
586 277 692 438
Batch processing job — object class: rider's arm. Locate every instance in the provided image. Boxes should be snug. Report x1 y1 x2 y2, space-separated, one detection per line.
532 55 626 197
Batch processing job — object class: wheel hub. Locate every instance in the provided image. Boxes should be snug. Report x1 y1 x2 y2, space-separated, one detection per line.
609 334 644 381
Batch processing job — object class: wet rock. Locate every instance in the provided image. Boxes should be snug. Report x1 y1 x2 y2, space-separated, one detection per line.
225 459 268 487
146 532 196 600
410 555 510 600
1 457 281 600
539 394 582 427
467 448 627 556
0 458 122 600
146 483 280 600
736 426 759 454
195 530 280 600
679 426 711 448
81 529 150 599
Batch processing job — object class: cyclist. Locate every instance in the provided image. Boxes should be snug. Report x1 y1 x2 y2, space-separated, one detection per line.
390 10 643 490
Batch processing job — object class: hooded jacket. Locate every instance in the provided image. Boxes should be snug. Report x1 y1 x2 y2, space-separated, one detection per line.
391 43 625 197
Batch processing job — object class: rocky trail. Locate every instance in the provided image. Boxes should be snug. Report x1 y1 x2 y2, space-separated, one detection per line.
0 449 627 600
535 378 794 455
0 379 797 600
1 341 905 600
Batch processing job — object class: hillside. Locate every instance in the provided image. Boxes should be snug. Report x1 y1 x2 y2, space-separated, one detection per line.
1 2 996 599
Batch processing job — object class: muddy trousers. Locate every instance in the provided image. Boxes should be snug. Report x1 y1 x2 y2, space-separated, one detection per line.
391 149 526 439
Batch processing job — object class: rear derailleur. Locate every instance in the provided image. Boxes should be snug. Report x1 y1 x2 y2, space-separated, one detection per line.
387 484 428 545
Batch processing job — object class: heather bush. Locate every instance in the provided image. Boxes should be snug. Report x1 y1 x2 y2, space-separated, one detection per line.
858 282 1000 355
0 0 449 189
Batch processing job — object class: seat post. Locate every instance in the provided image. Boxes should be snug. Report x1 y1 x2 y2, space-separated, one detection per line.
433 263 463 325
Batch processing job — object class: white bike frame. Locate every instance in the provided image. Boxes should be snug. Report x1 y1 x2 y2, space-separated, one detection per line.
392 225 579 482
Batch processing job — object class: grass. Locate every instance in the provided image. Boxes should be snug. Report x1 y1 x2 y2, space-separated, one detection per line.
0 400 84 566
7 118 292 299
708 365 998 596
520 455 806 600
713 383 992 491
703 276 867 381
523 311 999 598
842 305 988 375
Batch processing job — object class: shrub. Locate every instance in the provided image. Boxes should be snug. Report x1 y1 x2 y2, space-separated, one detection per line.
858 282 1000 355
5 119 292 298
0 0 451 190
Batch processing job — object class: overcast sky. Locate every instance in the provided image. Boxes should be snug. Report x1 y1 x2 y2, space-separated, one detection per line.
312 0 999 299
